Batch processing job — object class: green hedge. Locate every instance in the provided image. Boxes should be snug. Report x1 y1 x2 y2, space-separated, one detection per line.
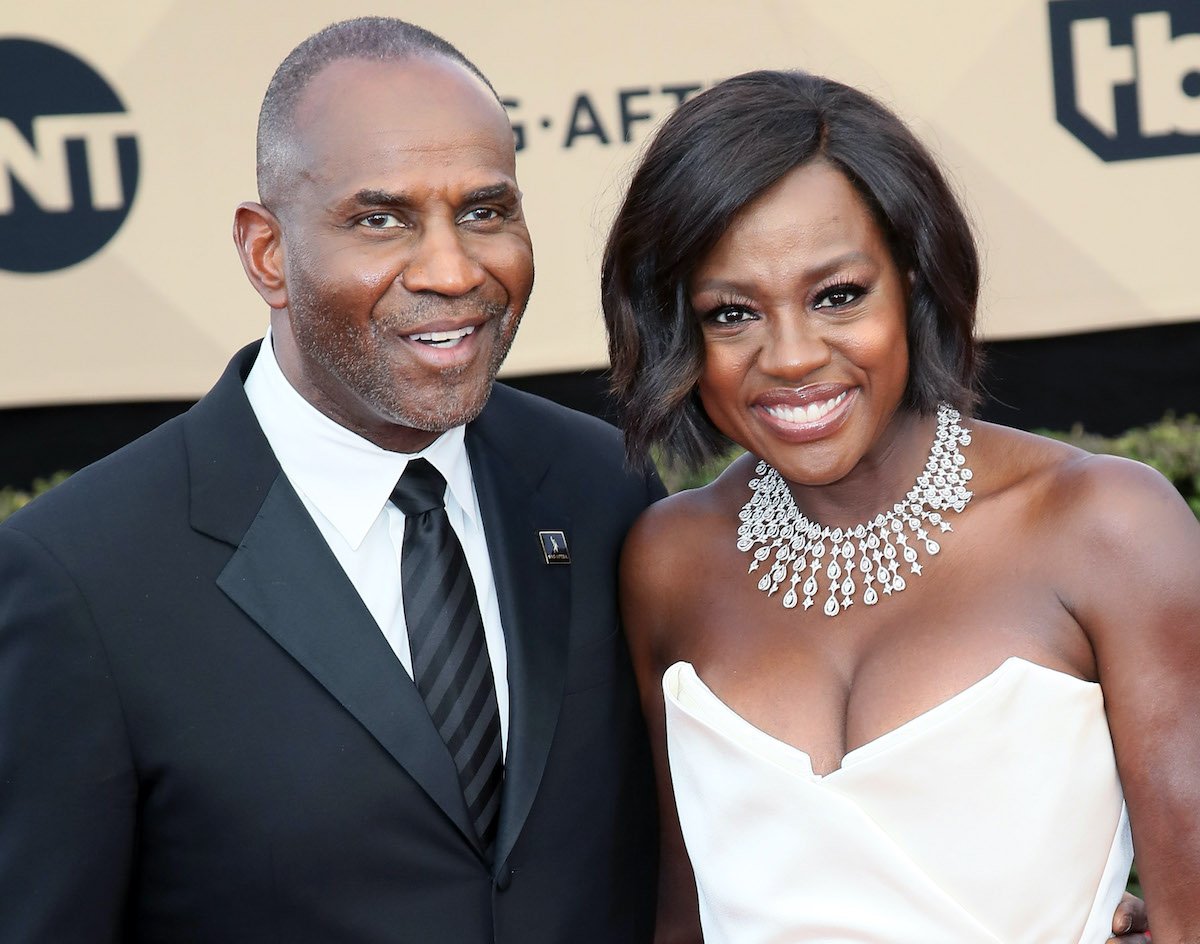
0 472 71 523
1045 413 1200 518
652 445 745 496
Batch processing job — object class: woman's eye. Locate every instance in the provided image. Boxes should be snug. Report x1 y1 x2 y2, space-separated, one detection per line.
709 306 755 325
813 284 864 309
360 213 402 229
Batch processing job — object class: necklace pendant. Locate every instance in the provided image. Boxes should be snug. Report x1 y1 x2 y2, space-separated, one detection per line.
736 403 974 619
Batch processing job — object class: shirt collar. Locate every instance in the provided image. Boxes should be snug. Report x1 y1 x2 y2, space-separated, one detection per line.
244 330 477 550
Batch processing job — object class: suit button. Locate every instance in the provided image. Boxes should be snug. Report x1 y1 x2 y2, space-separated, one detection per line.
495 867 513 892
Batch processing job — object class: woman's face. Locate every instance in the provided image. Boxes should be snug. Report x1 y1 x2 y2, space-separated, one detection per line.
691 160 910 486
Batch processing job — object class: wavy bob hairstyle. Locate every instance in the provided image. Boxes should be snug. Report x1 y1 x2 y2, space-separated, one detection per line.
601 70 981 469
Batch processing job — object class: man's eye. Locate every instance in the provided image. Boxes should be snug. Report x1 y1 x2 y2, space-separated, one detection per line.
360 213 402 229
461 207 501 223
813 284 864 309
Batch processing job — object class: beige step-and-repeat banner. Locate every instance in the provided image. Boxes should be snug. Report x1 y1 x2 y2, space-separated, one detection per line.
1 0 1197 407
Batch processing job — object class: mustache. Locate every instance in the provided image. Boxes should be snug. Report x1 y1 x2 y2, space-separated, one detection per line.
377 296 510 331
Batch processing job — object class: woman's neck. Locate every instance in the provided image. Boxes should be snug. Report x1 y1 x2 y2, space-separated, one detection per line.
784 408 940 527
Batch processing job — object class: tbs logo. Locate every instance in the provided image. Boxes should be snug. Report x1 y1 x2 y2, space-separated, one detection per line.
0 38 139 273
1050 1 1200 161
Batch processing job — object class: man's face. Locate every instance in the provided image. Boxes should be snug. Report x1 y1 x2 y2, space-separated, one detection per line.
270 56 534 452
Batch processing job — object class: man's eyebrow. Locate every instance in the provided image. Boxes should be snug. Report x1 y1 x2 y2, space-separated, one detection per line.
462 183 520 204
346 189 413 209
339 184 520 212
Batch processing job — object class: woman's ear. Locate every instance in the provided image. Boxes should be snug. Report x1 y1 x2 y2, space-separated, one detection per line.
233 202 288 310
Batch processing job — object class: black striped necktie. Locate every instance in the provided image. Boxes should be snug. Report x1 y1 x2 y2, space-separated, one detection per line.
390 459 503 858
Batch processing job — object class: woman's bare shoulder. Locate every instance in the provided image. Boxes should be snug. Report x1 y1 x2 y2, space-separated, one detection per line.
967 420 1170 507
1052 449 1197 562
976 422 1186 521
620 454 755 627
624 453 755 555
970 420 1199 582
966 420 1082 485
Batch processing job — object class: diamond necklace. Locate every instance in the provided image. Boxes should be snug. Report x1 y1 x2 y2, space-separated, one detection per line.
736 403 974 617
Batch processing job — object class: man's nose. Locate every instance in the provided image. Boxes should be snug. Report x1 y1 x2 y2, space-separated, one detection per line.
398 221 487 296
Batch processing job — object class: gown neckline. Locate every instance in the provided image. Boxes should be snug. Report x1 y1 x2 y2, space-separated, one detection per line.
664 657 1097 779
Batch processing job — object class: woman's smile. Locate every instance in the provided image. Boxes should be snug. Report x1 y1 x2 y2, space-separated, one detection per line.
753 386 856 443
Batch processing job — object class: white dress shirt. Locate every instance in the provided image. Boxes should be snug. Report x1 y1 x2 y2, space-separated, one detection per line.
243 333 509 752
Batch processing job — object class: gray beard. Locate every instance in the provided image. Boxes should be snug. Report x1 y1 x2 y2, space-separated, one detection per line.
289 288 520 434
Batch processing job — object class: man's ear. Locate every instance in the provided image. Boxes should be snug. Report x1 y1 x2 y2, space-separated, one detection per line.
233 202 288 310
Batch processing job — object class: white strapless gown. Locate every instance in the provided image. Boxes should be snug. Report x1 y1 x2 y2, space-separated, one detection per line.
663 658 1132 943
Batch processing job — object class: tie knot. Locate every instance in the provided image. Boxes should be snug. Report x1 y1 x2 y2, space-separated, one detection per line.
390 459 447 515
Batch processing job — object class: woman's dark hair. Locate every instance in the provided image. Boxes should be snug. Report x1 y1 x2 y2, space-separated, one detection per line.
601 70 981 469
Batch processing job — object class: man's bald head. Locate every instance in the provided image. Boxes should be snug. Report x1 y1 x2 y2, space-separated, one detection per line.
256 16 502 210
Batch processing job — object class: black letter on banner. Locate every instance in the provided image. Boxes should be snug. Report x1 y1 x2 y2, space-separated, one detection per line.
619 87 654 142
502 97 525 152
563 93 610 147
661 83 704 107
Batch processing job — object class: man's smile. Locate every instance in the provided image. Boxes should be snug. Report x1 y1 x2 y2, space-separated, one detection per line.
407 324 477 347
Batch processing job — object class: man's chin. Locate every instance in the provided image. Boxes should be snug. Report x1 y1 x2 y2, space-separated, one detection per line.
383 377 497 435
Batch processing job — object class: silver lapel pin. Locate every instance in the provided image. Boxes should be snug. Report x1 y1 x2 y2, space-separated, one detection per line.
538 530 571 564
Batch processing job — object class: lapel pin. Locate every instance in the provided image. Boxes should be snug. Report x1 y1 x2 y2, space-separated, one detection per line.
539 530 571 565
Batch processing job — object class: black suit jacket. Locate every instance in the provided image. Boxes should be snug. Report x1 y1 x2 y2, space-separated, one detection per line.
0 345 662 943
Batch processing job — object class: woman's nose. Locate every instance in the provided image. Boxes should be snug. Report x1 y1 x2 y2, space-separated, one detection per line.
756 315 832 380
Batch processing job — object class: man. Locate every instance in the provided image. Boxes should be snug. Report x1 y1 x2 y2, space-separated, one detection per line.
0 18 659 942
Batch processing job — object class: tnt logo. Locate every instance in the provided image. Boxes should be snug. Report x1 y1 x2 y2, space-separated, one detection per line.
0 38 139 273
1049 1 1200 161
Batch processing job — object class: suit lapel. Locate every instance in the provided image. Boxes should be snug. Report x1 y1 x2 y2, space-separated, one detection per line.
467 390 572 869
186 345 480 854
216 478 480 849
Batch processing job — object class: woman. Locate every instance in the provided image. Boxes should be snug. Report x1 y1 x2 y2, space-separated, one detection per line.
602 70 1198 942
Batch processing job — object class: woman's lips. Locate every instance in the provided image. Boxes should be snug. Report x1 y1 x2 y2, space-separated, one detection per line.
760 389 849 425
753 387 856 442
